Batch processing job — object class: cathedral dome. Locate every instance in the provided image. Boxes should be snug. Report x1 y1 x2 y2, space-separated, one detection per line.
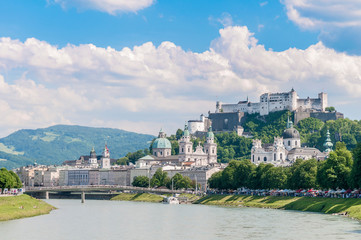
152 138 172 149
282 128 300 139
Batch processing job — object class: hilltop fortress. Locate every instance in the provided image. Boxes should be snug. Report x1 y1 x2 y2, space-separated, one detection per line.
188 89 343 135
216 88 326 116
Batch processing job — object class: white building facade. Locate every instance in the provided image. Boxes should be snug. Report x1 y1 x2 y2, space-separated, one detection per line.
217 89 327 116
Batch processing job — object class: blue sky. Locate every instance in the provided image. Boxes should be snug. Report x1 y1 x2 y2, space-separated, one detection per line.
0 0 319 52
0 0 361 137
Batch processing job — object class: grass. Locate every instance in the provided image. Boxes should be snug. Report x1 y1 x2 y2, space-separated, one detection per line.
194 195 361 220
0 194 55 221
111 193 164 203
178 193 202 202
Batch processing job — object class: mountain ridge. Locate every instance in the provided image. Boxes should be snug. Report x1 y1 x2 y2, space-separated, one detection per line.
0 124 155 169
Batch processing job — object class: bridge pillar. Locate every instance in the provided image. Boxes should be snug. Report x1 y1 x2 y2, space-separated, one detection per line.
45 191 49 200
81 191 85 203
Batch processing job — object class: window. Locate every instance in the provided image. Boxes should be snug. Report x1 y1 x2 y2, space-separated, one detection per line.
288 141 290 146
264 157 267 162
280 153 283 160
295 141 298 146
274 153 276 160
253 155 254 162
181 148 184 153
258 157 260 161
160 151 163 156
188 147 190 153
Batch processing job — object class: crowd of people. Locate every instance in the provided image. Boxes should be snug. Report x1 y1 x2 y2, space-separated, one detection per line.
207 188 361 199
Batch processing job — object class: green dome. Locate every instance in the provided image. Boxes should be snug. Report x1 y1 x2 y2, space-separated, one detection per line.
152 138 172 149
183 124 190 137
207 126 214 138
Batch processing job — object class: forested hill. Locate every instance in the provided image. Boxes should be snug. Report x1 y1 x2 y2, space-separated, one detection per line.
216 111 361 163
0 125 154 169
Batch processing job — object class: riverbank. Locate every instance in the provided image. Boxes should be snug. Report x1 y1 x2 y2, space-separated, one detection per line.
0 194 55 221
111 193 164 203
194 195 361 220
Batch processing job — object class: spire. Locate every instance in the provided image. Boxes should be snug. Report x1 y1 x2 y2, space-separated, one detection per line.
207 126 214 139
286 115 293 129
323 129 333 152
183 123 190 137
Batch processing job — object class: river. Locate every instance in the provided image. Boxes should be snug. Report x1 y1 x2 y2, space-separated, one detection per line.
0 199 360 240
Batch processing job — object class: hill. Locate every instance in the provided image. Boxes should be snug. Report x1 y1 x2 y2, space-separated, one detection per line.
0 125 155 169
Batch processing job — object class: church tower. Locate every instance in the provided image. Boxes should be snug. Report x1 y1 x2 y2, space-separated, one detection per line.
282 116 301 151
88 147 99 168
323 129 333 153
203 126 217 164
100 144 111 169
178 124 193 162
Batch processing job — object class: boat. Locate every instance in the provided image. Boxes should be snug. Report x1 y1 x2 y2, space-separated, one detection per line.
164 196 179 204
164 178 179 204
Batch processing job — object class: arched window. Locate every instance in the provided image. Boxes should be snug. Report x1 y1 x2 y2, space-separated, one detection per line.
258 157 260 161
280 153 283 160
181 148 184 153
253 155 255 162
188 147 190 153
212 149 215 154
295 141 298 146
160 151 163 156
274 153 276 160
264 157 267 162
288 141 290 146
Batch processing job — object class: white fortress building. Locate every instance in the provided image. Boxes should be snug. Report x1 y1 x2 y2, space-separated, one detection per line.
216 88 327 116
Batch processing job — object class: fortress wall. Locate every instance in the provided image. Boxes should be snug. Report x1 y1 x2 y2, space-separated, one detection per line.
209 112 246 132
310 112 344 122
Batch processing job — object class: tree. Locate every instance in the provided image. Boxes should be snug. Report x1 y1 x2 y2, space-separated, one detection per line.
150 168 170 187
325 106 336 112
0 168 22 192
234 159 255 188
208 171 222 189
168 173 192 189
176 129 183 140
220 160 240 189
289 159 318 189
317 142 353 189
132 176 150 188
351 143 361 188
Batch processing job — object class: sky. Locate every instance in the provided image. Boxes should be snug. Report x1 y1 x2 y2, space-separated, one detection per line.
0 0 361 137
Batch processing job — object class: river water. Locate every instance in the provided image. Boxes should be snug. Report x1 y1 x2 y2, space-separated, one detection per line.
0 199 360 240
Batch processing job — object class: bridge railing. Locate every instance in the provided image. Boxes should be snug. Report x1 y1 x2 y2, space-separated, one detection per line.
25 185 189 194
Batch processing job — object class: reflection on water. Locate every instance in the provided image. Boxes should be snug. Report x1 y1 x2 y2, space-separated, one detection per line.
0 199 360 240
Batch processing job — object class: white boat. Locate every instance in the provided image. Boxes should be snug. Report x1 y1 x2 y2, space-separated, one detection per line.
164 196 179 204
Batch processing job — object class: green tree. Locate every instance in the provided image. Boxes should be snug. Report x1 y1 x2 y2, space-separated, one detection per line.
132 175 150 188
289 159 318 189
317 142 353 189
325 106 336 112
234 159 255 188
351 143 361 188
0 168 21 192
220 160 240 189
208 171 222 189
168 173 192 189
150 168 170 187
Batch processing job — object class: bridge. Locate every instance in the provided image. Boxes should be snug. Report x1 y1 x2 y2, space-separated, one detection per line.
25 185 190 203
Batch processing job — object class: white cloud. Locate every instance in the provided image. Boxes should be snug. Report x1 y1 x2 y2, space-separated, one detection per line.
49 0 154 14
260 1 268 7
1 26 361 137
282 0 361 29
